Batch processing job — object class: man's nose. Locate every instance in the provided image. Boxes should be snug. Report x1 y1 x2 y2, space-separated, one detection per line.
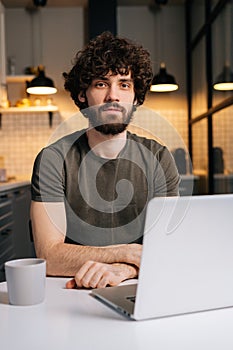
104 86 120 102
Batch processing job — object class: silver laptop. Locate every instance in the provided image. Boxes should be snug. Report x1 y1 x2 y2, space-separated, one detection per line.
91 194 233 320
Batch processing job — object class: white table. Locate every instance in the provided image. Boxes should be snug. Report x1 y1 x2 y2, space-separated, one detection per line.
1 277 233 350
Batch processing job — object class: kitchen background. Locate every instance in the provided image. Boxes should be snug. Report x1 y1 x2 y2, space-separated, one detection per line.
0 0 232 193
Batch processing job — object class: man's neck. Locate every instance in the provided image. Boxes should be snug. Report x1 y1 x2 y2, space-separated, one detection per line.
86 127 127 159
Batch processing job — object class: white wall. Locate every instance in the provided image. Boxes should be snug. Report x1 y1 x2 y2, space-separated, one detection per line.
118 5 186 94
0 1 7 105
5 7 84 115
5 5 187 110
1 5 189 178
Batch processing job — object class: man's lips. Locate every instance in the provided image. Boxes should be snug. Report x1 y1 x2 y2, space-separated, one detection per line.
101 103 124 113
103 107 121 112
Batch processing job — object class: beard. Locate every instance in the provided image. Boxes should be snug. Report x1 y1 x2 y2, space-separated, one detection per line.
84 102 136 135
94 122 128 135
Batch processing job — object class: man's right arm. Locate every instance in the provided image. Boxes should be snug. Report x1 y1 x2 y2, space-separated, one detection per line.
30 201 142 278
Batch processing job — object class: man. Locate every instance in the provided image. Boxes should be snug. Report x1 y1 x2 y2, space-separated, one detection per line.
30 31 180 289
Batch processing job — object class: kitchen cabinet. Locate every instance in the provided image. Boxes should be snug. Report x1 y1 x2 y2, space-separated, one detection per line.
0 193 14 282
12 185 31 259
0 182 32 282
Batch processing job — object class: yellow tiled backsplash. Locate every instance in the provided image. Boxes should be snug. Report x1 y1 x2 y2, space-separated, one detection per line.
0 112 63 179
1 107 232 181
0 108 188 180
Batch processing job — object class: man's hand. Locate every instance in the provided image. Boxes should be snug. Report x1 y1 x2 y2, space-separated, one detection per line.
66 261 138 289
121 243 142 268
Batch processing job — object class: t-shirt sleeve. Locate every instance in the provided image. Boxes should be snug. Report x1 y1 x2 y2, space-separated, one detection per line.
31 147 65 202
154 146 180 197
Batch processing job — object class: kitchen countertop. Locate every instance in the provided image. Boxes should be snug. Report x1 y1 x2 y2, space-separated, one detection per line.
0 180 30 193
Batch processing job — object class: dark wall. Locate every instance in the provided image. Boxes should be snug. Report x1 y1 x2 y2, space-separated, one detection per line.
88 0 117 39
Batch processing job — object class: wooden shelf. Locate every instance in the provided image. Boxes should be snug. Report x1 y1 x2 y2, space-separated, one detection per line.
0 105 58 113
0 105 59 128
1 76 59 128
6 75 35 83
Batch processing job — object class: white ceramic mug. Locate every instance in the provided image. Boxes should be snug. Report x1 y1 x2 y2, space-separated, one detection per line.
5 258 46 306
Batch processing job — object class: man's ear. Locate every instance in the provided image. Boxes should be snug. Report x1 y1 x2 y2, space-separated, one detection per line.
78 91 86 103
133 93 138 105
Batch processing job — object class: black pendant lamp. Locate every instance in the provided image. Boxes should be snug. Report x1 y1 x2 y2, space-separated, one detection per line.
150 62 178 92
213 1 233 91
26 66 57 95
213 65 233 91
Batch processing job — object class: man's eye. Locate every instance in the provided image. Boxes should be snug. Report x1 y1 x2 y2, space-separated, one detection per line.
121 83 131 89
95 82 106 88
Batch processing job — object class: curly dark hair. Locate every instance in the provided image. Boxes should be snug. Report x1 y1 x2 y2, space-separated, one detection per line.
63 31 153 110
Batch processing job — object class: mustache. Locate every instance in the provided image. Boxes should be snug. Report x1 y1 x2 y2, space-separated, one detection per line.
99 102 126 113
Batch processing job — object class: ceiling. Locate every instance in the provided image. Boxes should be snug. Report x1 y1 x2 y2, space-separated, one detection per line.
2 0 185 8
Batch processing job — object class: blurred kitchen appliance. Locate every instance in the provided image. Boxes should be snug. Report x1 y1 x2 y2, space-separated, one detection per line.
213 147 224 174
0 169 7 182
0 156 6 182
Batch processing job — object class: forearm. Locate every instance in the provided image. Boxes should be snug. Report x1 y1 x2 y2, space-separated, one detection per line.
38 241 139 277
31 201 142 277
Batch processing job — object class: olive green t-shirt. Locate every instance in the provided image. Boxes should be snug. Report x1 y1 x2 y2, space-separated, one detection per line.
31 129 180 246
